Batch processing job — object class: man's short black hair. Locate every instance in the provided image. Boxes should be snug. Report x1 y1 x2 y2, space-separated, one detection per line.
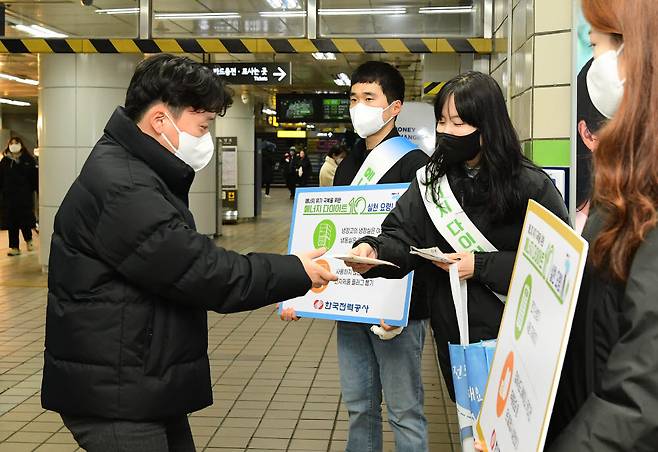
125 54 233 121
350 61 405 104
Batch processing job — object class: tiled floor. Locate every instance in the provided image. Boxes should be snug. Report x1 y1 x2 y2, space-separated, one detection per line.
0 188 460 451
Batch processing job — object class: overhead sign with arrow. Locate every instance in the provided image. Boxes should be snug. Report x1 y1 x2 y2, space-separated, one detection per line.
205 62 292 85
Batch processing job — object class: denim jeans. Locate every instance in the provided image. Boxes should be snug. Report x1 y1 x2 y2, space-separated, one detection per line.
337 319 428 452
61 414 195 452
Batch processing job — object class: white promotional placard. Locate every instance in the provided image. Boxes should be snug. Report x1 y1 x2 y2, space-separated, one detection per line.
281 184 414 327
222 149 237 187
476 200 588 452
396 101 436 156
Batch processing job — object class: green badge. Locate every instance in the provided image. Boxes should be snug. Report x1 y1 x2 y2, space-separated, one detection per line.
313 220 337 251
515 275 532 340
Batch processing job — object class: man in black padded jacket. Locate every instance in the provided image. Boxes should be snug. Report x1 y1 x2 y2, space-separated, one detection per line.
41 54 335 452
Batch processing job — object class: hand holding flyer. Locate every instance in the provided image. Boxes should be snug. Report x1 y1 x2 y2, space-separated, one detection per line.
332 254 400 268
410 246 458 264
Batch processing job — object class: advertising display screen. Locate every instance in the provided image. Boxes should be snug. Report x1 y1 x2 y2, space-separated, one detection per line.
321 97 350 122
277 95 318 122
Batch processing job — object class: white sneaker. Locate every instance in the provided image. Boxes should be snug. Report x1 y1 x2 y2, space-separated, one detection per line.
7 248 21 256
26 241 34 251
265 194 271 198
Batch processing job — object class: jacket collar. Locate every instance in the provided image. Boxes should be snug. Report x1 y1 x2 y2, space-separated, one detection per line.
354 125 400 164
104 107 195 202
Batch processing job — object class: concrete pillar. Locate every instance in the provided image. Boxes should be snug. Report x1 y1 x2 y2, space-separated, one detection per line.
38 54 141 270
491 0 512 102
215 97 255 220
505 0 572 176
492 0 573 214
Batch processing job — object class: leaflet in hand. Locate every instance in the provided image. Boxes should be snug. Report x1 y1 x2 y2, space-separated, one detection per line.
409 246 457 264
331 254 400 268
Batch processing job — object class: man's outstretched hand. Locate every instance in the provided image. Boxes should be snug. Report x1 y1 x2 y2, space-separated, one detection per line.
295 247 338 288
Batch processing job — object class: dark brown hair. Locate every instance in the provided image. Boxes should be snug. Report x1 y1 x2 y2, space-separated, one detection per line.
584 0 658 281
4 136 33 157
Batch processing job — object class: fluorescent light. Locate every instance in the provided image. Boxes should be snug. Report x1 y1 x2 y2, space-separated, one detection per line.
259 11 306 17
13 24 68 38
333 72 350 86
0 73 38 86
155 12 241 20
262 107 277 115
95 8 139 15
312 52 336 60
267 0 301 8
418 6 474 14
0 98 31 107
318 8 406 16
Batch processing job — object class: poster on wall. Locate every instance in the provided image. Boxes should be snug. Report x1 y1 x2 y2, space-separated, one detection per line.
396 102 436 156
219 137 239 223
219 137 238 188
544 168 569 207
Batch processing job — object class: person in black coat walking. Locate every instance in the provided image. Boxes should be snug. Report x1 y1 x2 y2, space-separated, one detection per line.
0 136 38 256
282 146 298 199
347 72 569 400
261 141 275 197
41 54 336 452
297 149 313 187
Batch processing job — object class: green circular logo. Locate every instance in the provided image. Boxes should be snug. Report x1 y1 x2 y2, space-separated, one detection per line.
515 275 532 340
313 220 337 251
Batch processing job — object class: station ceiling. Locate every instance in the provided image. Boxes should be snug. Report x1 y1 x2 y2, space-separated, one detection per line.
0 0 481 111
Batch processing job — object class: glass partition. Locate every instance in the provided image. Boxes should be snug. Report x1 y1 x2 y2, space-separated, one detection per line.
2 1 139 38
317 0 483 37
151 0 307 38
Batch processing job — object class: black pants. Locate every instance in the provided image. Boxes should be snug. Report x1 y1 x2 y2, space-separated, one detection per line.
61 414 195 452
286 178 296 198
264 182 271 195
8 226 32 249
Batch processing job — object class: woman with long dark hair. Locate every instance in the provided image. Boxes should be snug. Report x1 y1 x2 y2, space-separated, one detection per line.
0 136 37 256
545 0 658 449
347 71 569 399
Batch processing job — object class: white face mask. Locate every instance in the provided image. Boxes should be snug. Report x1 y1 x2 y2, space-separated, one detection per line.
161 113 214 172
587 45 625 119
8 143 21 153
349 102 396 139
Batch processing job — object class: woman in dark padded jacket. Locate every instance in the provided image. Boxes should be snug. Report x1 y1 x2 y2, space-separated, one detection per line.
347 72 569 400
545 0 658 450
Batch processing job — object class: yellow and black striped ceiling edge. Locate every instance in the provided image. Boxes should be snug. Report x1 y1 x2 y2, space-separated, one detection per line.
0 38 492 54
423 81 448 96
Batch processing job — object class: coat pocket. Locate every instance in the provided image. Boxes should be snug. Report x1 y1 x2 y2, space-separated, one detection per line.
143 301 169 376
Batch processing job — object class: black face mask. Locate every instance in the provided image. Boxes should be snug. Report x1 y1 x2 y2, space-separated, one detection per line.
435 129 481 165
